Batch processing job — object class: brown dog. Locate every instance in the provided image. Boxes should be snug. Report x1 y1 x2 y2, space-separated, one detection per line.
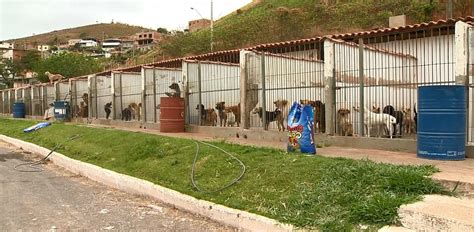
372 105 381 113
402 107 414 134
129 103 142 121
273 99 288 132
215 102 227 127
79 101 88 118
300 99 325 133
337 108 353 136
226 103 241 127
205 108 218 126
252 107 281 130
82 93 89 106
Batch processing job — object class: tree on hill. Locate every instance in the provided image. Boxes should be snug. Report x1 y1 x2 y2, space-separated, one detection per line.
0 51 40 88
33 53 102 82
0 59 20 88
157 27 169 34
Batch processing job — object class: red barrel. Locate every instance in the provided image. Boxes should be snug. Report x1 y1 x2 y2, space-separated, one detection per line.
160 97 185 133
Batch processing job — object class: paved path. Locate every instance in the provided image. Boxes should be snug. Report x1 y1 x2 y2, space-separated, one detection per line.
0 141 234 231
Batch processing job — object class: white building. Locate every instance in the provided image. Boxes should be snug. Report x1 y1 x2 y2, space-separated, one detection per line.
37 45 50 52
68 39 81 47
0 42 14 49
101 39 121 51
78 39 98 48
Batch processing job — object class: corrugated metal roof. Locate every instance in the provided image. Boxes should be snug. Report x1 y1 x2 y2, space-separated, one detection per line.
95 16 474 76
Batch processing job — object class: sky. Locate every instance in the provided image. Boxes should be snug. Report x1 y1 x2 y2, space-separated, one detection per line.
0 0 252 40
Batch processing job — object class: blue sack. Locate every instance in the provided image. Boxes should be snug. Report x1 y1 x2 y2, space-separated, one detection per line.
24 122 51 133
287 102 316 154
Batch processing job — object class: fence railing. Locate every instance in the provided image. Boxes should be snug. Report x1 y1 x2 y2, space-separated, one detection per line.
0 24 472 144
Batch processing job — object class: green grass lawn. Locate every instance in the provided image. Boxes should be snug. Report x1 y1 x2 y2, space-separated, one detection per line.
0 118 447 231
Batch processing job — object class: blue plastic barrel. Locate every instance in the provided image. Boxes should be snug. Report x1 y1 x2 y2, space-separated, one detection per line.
417 85 466 160
13 102 26 118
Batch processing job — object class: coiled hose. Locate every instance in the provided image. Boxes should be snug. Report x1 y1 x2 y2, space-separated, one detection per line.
14 134 82 172
191 140 246 193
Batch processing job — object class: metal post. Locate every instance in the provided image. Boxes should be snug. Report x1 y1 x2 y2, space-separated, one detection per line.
447 0 453 19
152 68 157 123
261 53 267 130
210 0 214 52
198 62 203 126
358 38 365 137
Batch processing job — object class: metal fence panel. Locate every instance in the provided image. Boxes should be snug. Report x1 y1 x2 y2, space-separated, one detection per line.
91 75 112 119
113 73 122 119
31 85 43 116
8 89 14 114
57 82 70 102
246 51 325 131
15 88 23 103
71 79 89 118
144 67 182 123
23 87 32 116
120 72 142 121
333 31 455 138
186 60 240 127
45 84 55 107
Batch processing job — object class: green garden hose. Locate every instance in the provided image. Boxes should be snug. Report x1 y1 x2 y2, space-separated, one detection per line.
14 134 82 172
191 140 246 193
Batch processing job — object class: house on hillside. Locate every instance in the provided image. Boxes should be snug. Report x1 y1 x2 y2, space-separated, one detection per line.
102 38 122 52
1 48 28 61
37 45 50 52
121 39 136 50
78 38 98 48
68 39 81 47
0 42 14 49
134 31 163 50
188 19 211 32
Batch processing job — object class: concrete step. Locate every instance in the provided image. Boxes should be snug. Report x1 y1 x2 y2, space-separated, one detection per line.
398 195 474 232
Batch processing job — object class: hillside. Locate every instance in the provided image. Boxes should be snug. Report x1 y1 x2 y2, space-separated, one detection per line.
9 23 150 47
159 0 474 58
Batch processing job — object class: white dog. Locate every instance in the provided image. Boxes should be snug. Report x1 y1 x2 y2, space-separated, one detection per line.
353 106 396 138
226 110 236 127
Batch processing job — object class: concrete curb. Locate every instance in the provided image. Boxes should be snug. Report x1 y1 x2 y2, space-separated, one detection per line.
0 135 294 232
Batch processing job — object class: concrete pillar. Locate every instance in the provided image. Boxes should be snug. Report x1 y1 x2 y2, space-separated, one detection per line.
182 61 189 124
111 72 116 120
455 21 471 85
141 67 146 123
323 39 336 135
240 50 252 129
87 75 94 119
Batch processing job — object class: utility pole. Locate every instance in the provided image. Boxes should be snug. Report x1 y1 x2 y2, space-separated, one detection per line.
446 0 453 19
210 0 214 52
